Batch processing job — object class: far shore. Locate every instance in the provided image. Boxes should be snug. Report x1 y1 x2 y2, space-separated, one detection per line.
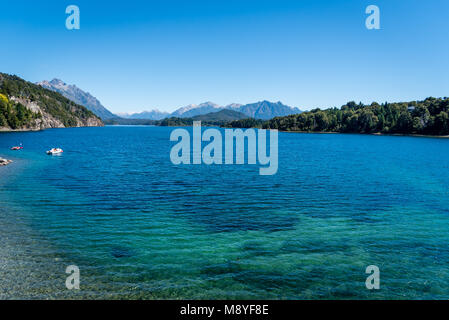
3 123 449 139
0 128 42 133
280 130 449 139
110 124 449 138
0 125 102 133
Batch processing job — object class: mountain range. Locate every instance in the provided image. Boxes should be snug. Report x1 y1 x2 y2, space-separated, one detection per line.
120 101 301 120
117 109 170 120
38 78 302 121
37 79 116 120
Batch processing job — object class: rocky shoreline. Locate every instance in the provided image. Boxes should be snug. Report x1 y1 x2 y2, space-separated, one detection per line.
0 157 12 166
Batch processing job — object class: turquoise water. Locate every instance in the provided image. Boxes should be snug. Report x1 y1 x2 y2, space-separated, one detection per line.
1 126 449 299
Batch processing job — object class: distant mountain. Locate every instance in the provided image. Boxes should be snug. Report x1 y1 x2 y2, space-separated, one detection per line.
225 103 243 110
234 101 302 120
191 109 248 122
120 110 170 120
171 102 223 118
33 78 301 122
37 79 117 120
118 103 224 120
172 101 300 120
0 73 103 131
123 100 301 121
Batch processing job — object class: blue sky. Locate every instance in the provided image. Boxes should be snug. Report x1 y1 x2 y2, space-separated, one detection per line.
1 0 448 113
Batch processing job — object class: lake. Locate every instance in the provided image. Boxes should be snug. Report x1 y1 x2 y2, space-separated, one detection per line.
1 126 449 299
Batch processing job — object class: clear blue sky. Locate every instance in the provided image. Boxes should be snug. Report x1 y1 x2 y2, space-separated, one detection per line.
1 0 448 113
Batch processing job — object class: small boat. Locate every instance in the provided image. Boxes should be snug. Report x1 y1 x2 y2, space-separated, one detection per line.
46 148 63 155
11 146 23 150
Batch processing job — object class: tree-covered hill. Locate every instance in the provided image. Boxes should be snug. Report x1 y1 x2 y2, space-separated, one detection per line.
156 109 249 126
227 98 449 136
0 73 103 131
191 109 248 122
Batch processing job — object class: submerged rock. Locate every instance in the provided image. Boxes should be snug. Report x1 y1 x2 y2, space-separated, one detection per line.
0 158 12 166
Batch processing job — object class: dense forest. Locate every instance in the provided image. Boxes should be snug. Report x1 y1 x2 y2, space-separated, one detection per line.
0 93 39 129
227 98 449 135
0 73 100 129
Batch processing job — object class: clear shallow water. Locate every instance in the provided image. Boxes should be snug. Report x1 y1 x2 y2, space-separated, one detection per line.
1 126 449 299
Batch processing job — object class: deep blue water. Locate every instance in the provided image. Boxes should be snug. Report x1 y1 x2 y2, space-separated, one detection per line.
1 126 449 299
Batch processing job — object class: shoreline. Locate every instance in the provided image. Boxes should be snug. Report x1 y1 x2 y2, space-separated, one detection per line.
0 124 104 133
4 123 449 139
0 127 43 133
280 130 449 139
371 132 449 139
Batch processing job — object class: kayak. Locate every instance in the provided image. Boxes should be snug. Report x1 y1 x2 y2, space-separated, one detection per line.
11 146 23 150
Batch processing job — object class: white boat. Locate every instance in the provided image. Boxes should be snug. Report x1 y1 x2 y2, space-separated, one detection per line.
46 148 64 155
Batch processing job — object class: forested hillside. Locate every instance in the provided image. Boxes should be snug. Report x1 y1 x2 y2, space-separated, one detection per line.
227 98 449 135
0 73 103 131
